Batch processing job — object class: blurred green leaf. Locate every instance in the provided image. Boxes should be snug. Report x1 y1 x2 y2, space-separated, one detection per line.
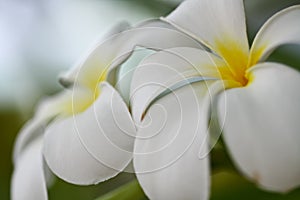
211 171 300 200
95 179 147 200
268 45 300 71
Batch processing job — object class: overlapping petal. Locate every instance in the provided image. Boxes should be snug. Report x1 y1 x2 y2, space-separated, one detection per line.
218 63 300 192
43 82 136 184
130 47 226 122
11 137 47 200
134 82 212 200
73 82 136 171
164 0 249 73
11 88 87 200
115 48 154 105
13 119 46 164
60 20 202 91
250 5 300 65
13 88 91 163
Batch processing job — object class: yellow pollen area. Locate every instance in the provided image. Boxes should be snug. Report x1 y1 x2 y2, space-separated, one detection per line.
59 69 108 116
248 45 267 67
84 67 108 95
59 91 94 116
214 38 250 86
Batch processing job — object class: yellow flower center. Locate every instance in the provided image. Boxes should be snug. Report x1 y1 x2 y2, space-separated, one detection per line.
214 38 251 87
60 69 108 116
211 36 268 88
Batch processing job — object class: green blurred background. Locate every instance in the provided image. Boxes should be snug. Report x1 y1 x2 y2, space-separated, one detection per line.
1 0 300 199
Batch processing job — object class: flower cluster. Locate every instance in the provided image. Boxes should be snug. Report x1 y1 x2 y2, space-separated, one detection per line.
12 0 300 200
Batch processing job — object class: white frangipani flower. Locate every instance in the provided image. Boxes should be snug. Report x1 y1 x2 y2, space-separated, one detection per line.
130 0 300 199
11 20 199 199
40 20 201 185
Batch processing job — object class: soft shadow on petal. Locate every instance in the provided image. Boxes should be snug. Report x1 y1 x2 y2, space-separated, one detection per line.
11 137 48 200
12 89 83 163
250 5 300 65
73 82 136 173
13 119 46 164
218 63 300 192
134 82 212 200
44 115 120 185
115 48 154 105
43 82 135 184
130 47 225 123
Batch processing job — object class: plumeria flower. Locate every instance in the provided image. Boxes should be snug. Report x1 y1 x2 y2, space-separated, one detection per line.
34 20 200 188
10 20 196 200
130 0 300 199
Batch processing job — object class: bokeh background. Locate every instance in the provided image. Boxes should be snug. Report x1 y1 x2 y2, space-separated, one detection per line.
1 0 300 199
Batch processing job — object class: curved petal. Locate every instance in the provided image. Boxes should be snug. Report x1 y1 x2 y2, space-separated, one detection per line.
134 82 211 200
218 63 300 192
58 21 131 87
60 20 202 91
13 87 93 163
43 82 136 184
115 48 154 105
164 0 249 73
250 5 300 66
34 84 98 119
73 82 136 172
43 116 119 185
198 80 238 158
11 137 47 200
13 119 46 164
130 47 226 122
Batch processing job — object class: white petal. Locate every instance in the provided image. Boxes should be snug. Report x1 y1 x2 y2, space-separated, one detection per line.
43 117 118 185
198 80 237 158
130 47 226 123
164 0 249 70
43 82 135 184
60 20 202 90
134 82 211 200
250 5 300 65
218 62 300 192
13 119 46 164
13 91 72 162
73 82 136 172
115 48 154 105
11 137 47 200
12 89 86 163
59 21 131 87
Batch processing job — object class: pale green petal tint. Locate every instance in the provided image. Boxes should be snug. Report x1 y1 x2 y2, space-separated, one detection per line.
115 48 154 105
